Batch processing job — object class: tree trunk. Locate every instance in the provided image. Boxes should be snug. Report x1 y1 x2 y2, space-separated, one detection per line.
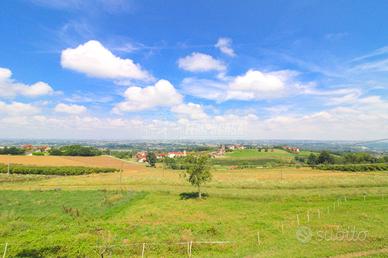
198 185 202 199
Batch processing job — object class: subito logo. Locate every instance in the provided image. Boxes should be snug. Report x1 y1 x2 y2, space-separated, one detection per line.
296 226 312 243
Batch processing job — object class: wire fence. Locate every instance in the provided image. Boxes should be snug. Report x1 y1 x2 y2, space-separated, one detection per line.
1 193 385 257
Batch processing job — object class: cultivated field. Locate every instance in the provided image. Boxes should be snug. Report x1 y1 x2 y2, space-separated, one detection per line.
0 155 387 257
0 154 139 169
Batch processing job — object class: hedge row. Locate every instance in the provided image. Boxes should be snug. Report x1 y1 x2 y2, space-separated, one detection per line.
0 164 118 175
316 163 388 172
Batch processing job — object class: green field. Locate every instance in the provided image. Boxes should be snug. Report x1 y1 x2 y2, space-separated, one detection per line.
224 149 294 159
0 156 387 257
213 149 309 168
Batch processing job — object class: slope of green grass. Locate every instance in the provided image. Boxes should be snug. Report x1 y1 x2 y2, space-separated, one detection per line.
0 164 387 257
224 149 293 160
0 189 387 257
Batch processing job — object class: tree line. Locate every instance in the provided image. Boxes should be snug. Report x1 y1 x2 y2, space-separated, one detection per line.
49 145 102 156
295 151 388 166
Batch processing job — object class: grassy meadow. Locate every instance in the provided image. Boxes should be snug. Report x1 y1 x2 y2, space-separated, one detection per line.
0 154 387 257
212 149 313 168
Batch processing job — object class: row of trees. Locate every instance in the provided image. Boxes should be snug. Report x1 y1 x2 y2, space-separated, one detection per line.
0 164 118 175
301 151 388 166
49 145 102 156
108 150 133 159
0 147 25 155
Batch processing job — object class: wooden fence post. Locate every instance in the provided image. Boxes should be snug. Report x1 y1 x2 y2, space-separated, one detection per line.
141 243 145 258
2 243 8 258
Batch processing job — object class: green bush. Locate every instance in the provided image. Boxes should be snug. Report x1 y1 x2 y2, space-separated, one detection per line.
0 164 118 175
49 145 102 156
32 152 45 156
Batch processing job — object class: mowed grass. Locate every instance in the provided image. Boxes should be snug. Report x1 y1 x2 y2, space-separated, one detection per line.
0 156 387 257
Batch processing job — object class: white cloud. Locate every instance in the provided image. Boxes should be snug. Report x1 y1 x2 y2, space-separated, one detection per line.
0 101 40 115
1 95 388 140
215 37 236 57
182 69 301 101
178 52 226 72
227 70 289 100
113 79 183 112
54 103 87 114
171 103 208 120
0 67 54 98
61 40 152 81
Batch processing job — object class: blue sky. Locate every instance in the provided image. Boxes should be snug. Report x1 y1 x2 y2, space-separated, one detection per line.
0 0 388 140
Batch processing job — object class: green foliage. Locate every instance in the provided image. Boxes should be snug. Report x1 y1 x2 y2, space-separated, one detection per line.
0 146 25 155
49 145 102 156
110 150 133 159
303 150 388 167
163 157 187 170
0 164 118 175
183 155 212 198
146 152 157 167
32 152 45 156
317 163 388 172
307 153 318 165
317 151 335 164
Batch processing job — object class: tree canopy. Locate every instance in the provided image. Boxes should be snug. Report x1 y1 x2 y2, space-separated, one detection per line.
183 154 212 199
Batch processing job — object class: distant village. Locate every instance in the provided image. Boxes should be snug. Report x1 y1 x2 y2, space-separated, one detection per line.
0 143 301 160
134 144 301 162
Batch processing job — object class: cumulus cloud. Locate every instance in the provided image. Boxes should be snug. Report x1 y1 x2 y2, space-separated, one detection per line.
54 103 87 114
171 103 208 120
0 67 54 98
113 79 183 112
178 52 226 72
0 101 40 115
182 69 301 101
61 40 152 81
226 70 290 100
1 95 388 139
215 37 235 57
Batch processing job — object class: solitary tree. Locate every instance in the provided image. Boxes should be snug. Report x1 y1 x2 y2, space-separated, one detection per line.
307 153 318 166
318 151 334 164
147 152 157 167
183 155 212 199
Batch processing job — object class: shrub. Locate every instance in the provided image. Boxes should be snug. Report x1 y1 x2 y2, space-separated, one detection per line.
49 145 102 156
0 164 118 175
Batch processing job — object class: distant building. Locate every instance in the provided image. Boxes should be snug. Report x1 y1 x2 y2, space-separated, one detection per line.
167 150 187 158
210 145 226 158
282 146 300 153
21 144 50 153
226 144 245 150
135 151 147 162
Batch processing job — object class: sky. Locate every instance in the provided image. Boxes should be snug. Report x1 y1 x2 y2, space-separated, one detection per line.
0 0 388 140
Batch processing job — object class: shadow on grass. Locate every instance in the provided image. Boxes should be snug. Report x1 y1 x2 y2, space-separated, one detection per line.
15 246 61 257
179 192 209 200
